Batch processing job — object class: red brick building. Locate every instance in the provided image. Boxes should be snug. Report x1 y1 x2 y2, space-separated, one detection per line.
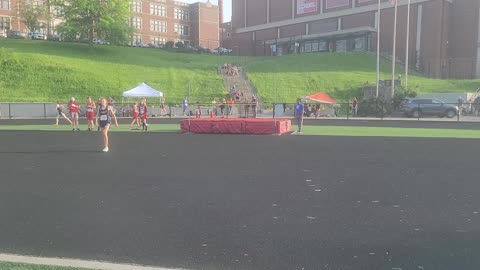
231 0 480 79
0 0 221 50
131 0 220 49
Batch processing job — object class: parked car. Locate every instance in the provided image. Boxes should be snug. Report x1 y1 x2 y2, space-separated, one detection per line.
7 30 27 39
29 32 46 40
400 98 459 118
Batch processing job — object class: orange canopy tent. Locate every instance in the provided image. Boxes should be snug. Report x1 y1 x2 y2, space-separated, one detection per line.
302 92 337 104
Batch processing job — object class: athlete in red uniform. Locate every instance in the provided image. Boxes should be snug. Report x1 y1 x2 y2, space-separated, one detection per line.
129 102 140 129
85 96 96 131
138 98 148 131
68 97 81 131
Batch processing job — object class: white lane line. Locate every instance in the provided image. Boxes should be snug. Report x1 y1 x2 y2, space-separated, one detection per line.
0 253 191 270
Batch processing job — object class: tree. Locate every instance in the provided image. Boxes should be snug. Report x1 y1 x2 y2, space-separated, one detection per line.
54 0 133 49
19 0 47 35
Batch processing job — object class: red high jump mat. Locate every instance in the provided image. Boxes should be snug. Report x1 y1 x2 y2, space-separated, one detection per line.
180 118 291 135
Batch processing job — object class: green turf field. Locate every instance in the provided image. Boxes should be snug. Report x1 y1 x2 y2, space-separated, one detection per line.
0 262 90 270
0 124 179 132
0 123 479 139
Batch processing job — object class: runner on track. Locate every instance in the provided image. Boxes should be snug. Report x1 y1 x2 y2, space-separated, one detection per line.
55 101 72 126
138 98 148 131
96 97 118 152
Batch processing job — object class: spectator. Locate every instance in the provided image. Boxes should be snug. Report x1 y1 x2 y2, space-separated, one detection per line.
220 98 227 117
209 98 217 116
160 97 166 116
228 97 235 115
352 97 358 117
251 96 258 118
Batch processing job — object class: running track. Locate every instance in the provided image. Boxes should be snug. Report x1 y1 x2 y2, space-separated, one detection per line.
0 131 480 270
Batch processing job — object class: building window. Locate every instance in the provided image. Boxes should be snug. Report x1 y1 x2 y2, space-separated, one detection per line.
0 17 10 30
174 8 189 20
175 24 189 36
133 34 142 45
132 17 142 29
0 0 9 9
150 4 166 16
150 20 167 32
353 37 366 51
132 1 142 13
336 39 347 52
152 37 166 45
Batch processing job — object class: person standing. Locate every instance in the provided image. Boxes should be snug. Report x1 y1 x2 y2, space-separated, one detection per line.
182 98 188 116
68 97 81 131
55 101 72 126
220 98 226 117
352 97 358 117
251 95 258 118
293 98 304 135
85 96 96 131
209 97 217 116
129 102 140 129
160 97 166 116
96 97 118 152
228 97 234 116
138 98 149 131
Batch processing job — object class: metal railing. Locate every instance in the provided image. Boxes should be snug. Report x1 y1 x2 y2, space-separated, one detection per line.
2 102 480 122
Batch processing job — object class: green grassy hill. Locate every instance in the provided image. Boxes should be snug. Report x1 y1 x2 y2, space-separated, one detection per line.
0 39 478 103
0 39 230 103
245 53 480 103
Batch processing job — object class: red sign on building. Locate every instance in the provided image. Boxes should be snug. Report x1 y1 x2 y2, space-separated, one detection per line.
297 0 318 15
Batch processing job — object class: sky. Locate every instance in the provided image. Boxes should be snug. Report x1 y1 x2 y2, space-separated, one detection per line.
183 0 232 22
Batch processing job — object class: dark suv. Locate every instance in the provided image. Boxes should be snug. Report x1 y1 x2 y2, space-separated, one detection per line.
400 98 459 118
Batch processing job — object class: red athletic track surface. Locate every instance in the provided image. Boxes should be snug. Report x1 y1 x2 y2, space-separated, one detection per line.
0 131 479 270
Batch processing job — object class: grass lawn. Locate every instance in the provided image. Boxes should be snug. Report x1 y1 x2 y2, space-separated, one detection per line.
0 262 89 270
245 53 480 103
0 123 479 139
0 39 233 103
1 39 478 105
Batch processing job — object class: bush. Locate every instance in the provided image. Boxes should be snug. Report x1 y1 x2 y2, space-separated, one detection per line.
392 87 417 109
164 41 174 49
175 41 184 49
357 97 392 117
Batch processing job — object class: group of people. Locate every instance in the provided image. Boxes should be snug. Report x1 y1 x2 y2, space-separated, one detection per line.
55 97 151 152
222 63 240 76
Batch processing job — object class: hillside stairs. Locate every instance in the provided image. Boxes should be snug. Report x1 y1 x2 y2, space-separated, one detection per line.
221 66 259 117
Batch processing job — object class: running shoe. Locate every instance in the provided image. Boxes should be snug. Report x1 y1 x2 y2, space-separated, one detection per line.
102 147 109 152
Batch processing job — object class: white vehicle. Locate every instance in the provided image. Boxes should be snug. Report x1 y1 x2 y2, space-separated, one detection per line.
29 32 46 40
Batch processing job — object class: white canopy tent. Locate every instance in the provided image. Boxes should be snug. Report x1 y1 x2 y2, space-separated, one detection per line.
121 83 164 117
122 83 163 98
